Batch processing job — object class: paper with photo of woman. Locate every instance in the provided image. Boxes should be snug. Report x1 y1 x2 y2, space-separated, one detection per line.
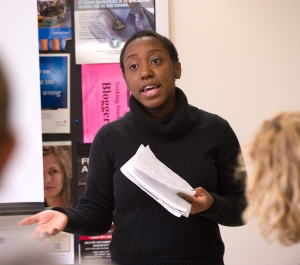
42 141 73 208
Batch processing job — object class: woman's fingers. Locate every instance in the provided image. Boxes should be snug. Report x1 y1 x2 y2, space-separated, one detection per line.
178 187 214 214
31 227 61 242
43 227 61 236
178 192 193 203
52 227 61 235
18 210 67 241
18 215 39 226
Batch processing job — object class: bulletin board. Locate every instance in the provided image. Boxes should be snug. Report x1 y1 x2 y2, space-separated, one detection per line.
38 0 169 264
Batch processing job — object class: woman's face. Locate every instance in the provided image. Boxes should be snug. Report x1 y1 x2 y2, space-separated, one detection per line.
43 154 64 200
122 36 181 118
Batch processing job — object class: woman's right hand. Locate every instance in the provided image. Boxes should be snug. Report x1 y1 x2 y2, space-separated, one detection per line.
18 210 68 239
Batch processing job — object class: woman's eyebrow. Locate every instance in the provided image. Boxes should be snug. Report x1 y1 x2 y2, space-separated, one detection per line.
147 49 163 54
125 49 164 62
125 53 137 62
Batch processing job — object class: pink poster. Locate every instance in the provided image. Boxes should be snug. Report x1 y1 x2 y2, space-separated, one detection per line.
82 64 130 143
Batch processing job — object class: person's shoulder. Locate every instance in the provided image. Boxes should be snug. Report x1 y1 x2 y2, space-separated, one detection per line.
93 114 129 140
194 108 229 126
102 114 128 130
194 109 239 142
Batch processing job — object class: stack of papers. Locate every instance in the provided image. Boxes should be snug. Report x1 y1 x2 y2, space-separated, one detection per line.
120 145 196 217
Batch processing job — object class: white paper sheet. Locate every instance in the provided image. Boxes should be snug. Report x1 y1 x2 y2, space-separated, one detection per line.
121 145 196 217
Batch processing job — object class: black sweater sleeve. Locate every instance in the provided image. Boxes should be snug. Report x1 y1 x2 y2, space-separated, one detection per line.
199 121 247 226
53 127 114 235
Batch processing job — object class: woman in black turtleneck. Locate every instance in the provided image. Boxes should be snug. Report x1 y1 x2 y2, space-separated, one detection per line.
20 30 246 265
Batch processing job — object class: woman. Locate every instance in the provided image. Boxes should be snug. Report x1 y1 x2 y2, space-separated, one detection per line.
242 111 300 246
43 146 73 207
20 30 246 265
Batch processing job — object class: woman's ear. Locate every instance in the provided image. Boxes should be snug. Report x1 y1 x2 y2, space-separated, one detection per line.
175 62 182 79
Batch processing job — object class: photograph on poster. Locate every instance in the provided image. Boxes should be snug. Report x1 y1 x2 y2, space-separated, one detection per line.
42 141 75 264
38 0 72 51
40 54 71 134
42 141 73 208
74 0 169 64
81 63 130 143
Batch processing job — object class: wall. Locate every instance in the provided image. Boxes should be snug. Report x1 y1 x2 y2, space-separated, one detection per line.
169 0 300 264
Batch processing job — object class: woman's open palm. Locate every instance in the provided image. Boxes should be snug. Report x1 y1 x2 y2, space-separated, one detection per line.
19 210 68 239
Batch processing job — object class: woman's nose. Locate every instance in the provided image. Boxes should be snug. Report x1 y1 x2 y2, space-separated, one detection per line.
44 172 51 182
140 63 153 79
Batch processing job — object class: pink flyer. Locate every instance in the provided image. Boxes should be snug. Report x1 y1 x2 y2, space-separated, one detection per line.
81 64 130 143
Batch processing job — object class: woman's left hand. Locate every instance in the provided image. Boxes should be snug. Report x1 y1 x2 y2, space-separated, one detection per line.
179 187 214 214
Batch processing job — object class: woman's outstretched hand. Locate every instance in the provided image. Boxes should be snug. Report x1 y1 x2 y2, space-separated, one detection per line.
179 187 214 214
18 210 68 240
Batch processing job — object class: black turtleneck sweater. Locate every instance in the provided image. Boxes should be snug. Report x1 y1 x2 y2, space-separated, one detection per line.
54 88 246 265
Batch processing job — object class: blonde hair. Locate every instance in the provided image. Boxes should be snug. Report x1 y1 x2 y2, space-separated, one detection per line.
243 112 300 245
43 146 73 207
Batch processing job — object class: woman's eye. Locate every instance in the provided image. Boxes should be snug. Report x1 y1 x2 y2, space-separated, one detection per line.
151 58 161 64
129 64 138 70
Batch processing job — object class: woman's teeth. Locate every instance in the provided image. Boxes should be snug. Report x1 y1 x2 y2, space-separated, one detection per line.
143 86 160 92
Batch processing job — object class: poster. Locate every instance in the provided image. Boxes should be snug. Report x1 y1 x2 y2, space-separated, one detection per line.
76 143 114 264
43 232 75 264
40 54 71 134
78 225 115 263
76 142 91 199
74 0 159 64
42 141 73 208
81 63 130 143
0 215 74 264
0 215 36 254
38 0 72 51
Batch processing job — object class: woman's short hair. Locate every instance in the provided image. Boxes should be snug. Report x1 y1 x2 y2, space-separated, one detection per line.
243 111 300 245
43 146 73 207
119 30 179 74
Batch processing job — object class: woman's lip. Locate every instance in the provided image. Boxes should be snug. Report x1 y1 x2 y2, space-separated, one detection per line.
142 86 161 96
141 84 160 92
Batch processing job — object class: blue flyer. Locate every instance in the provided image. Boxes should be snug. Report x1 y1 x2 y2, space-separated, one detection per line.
40 55 68 109
39 54 70 133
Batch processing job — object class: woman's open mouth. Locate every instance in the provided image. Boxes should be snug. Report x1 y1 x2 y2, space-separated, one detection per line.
142 85 161 95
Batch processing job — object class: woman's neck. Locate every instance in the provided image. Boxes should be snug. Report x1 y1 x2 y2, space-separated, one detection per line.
46 196 63 207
